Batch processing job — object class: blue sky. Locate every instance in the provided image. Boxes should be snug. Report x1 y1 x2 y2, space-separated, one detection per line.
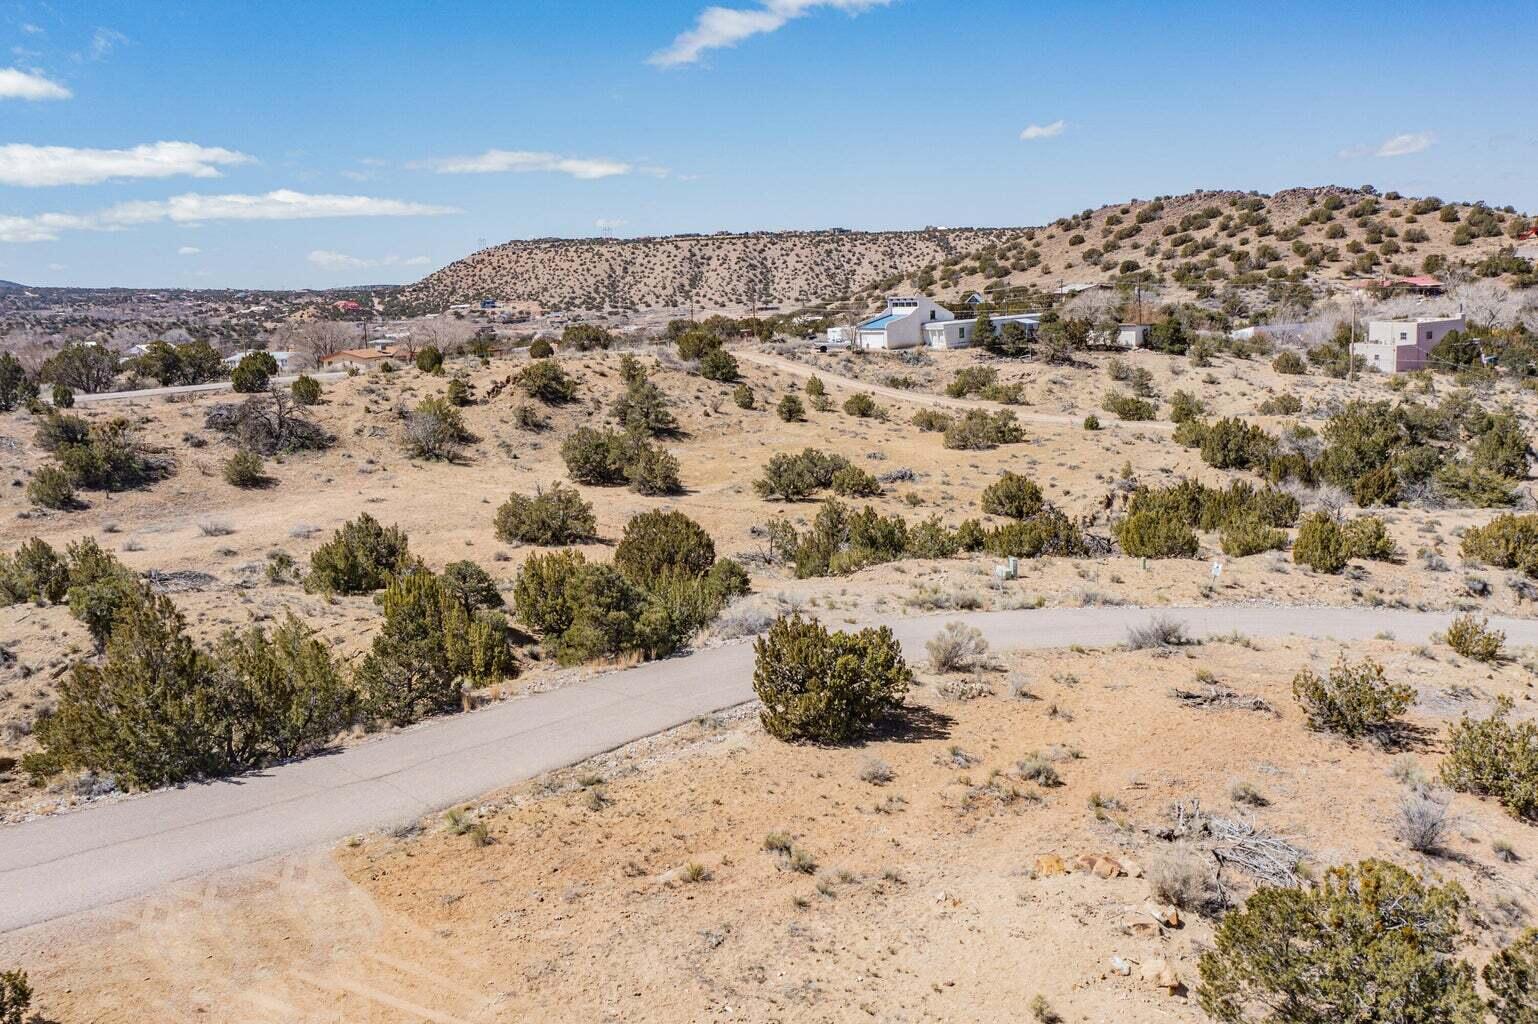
0 0 1532 289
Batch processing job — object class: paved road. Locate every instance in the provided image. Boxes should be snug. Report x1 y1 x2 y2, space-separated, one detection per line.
71 371 348 405
737 349 1174 431
3 604 1533 932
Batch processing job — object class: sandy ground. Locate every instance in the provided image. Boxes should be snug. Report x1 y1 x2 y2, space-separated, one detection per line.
5 635 1535 1023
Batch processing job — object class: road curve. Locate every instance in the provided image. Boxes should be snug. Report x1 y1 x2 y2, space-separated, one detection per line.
736 349 1174 431
3 604 1532 932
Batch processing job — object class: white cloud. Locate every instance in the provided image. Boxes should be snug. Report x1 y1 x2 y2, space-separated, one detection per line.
595 218 627 230
1339 131 1436 159
177 245 201 255
0 189 459 243
428 149 632 179
87 27 128 61
308 250 432 271
0 141 253 187
0 67 70 100
1019 119 1066 141
650 0 891 67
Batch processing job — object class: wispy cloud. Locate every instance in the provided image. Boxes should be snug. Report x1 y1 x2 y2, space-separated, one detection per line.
86 27 128 61
0 189 459 243
1339 131 1435 159
308 250 431 271
650 0 892 67
426 149 632 179
0 67 70 100
1019 120 1066 141
0 142 253 187
177 245 201 255
595 218 627 230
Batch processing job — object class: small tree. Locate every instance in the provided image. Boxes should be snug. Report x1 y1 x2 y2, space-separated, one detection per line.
981 472 1044 520
753 615 911 742
528 337 554 358
222 448 267 487
1197 860 1481 1024
305 513 413 595
445 377 472 406
843 392 879 418
733 383 755 409
414 345 444 374
1292 655 1413 739
404 397 474 461
0 969 31 1024
699 347 740 382
777 394 805 422
494 484 597 545
26 464 78 509
518 359 577 404
1443 613 1504 662
231 351 279 393
1293 512 1348 573
1441 696 1538 821
51 382 74 408
291 373 323 406
0 537 69 605
614 510 716 585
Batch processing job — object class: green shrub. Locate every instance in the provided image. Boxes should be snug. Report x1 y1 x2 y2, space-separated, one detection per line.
611 377 678 436
231 351 278 393
1471 411 1530 479
404 397 474 461
63 537 138 649
561 426 683 493
1293 512 1348 573
1342 515 1398 561
357 570 516 724
804 375 825 397
1271 349 1307 375
1291 655 1413 738
1443 613 1504 662
699 347 740 382
1256 392 1302 416
983 507 1088 558
981 472 1044 520
1220 516 1287 556
445 377 472 406
1462 514 1538 576
1114 509 1199 558
943 409 1024 449
1353 464 1401 507
51 383 74 408
945 366 997 397
0 969 31 1024
753 615 911 743
37 591 353 788
26 464 78 509
614 510 716 585
528 337 554 358
1101 390 1156 421
753 448 851 501
1200 417 1276 471
305 513 413 595
291 374 322 405
222 448 266 487
1485 928 1538 1024
777 393 805 422
1125 478 1299 533
512 550 670 665
675 328 721 361
441 560 504 614
1433 462 1519 508
562 323 613 351
913 408 953 432
1082 414 1101 430
1168 389 1205 423
830 465 882 497
1441 696 1538 821
843 392 879 418
518 359 577 404
1197 860 1479 1024
0 351 35 412
494 483 596 545
0 538 69 605
621 436 683 495
733 383 755 409
414 345 444 373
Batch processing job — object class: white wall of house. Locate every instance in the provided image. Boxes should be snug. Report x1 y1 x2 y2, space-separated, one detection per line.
1115 325 1150 349
855 295 953 350
1361 317 1464 372
923 313 1039 350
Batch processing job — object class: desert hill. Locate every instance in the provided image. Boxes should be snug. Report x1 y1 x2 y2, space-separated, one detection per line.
402 186 1535 315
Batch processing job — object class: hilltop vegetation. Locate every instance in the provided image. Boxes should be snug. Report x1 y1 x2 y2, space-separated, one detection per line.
403 186 1535 315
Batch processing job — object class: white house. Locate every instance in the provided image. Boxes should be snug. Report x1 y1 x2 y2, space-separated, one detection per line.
854 295 954 350
223 349 297 372
1115 324 1151 349
923 313 1039 350
1360 317 1465 373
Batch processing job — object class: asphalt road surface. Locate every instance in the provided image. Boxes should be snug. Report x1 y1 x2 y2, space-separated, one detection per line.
3 604 1532 932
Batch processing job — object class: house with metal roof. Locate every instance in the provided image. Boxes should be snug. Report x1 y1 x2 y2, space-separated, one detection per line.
854 295 953 349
